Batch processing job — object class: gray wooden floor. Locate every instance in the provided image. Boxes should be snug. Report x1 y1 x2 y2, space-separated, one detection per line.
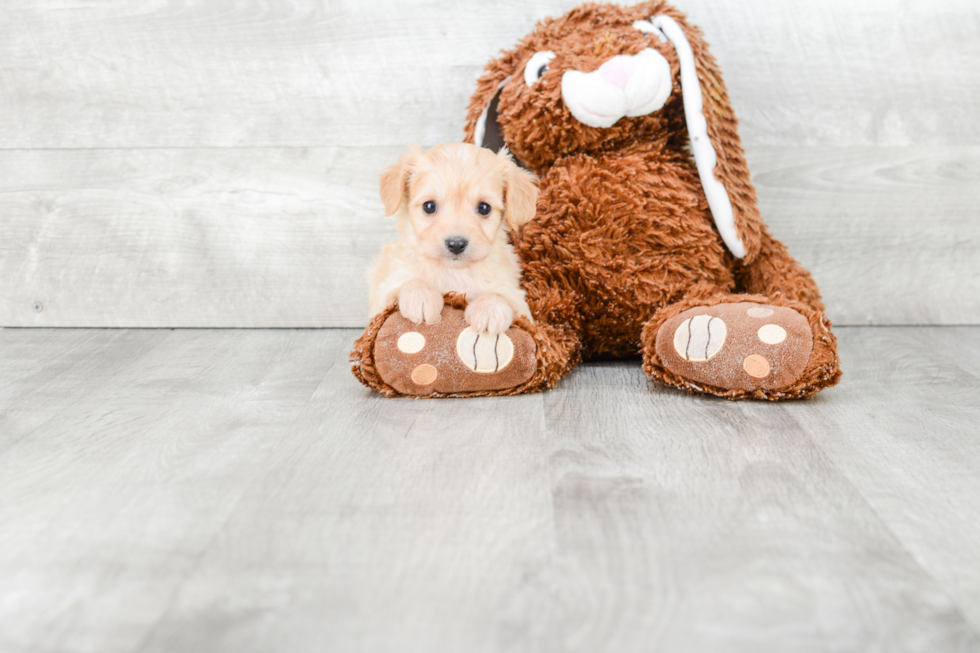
1 326 979 652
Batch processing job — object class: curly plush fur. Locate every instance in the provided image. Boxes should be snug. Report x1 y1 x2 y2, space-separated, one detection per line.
352 0 841 400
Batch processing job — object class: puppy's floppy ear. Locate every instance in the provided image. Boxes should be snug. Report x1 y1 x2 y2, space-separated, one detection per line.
647 11 763 264
379 162 407 216
379 143 422 216
499 148 538 231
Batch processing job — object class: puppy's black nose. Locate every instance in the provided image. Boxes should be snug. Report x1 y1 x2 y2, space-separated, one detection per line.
445 237 468 256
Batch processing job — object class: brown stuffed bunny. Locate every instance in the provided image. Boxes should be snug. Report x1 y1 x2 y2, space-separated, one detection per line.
352 0 841 400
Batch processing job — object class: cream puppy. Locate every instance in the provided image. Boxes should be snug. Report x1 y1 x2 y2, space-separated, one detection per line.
368 143 538 335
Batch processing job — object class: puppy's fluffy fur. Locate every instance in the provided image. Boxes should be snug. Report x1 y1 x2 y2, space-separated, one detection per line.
368 143 538 335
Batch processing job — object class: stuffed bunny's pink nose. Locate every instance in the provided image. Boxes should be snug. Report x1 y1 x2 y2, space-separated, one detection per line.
597 56 636 89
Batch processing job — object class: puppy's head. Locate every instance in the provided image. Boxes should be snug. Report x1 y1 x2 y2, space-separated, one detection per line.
380 142 537 266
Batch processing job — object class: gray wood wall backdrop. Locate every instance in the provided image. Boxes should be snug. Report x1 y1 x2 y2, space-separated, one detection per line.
1 0 977 328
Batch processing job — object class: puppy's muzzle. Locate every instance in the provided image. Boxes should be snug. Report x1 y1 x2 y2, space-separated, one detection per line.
444 237 469 256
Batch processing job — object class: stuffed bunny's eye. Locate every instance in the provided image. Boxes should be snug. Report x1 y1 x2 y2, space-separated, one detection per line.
524 51 556 87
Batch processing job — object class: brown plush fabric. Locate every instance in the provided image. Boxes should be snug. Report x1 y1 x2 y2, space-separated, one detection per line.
642 294 841 400
353 0 841 400
351 294 578 398
374 306 537 396
654 301 813 395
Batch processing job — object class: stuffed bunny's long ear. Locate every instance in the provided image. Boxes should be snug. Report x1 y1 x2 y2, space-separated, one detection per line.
473 78 512 153
466 48 524 149
642 14 763 262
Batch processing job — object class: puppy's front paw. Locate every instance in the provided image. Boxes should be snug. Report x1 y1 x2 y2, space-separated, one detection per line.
398 280 444 325
465 294 514 335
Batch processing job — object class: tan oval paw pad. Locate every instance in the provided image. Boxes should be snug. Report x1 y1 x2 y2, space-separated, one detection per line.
456 327 514 373
673 315 727 361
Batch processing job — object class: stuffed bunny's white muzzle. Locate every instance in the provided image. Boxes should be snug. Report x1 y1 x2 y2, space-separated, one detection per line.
561 49 672 129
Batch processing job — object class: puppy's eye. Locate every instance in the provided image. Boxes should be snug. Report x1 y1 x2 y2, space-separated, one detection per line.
477 202 492 216
524 51 556 87
422 201 437 214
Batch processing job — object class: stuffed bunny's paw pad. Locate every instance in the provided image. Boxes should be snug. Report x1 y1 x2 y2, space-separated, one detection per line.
655 302 814 393
373 305 536 396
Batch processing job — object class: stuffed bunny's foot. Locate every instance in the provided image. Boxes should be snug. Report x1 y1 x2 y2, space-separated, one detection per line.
365 303 537 397
643 298 840 400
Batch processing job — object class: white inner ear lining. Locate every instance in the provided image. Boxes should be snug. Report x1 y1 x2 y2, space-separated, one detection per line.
648 16 747 259
474 76 510 149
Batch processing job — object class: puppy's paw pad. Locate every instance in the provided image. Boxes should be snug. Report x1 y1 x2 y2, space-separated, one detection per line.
398 286 444 325
655 302 814 393
373 304 536 396
422 297 444 325
464 298 514 335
